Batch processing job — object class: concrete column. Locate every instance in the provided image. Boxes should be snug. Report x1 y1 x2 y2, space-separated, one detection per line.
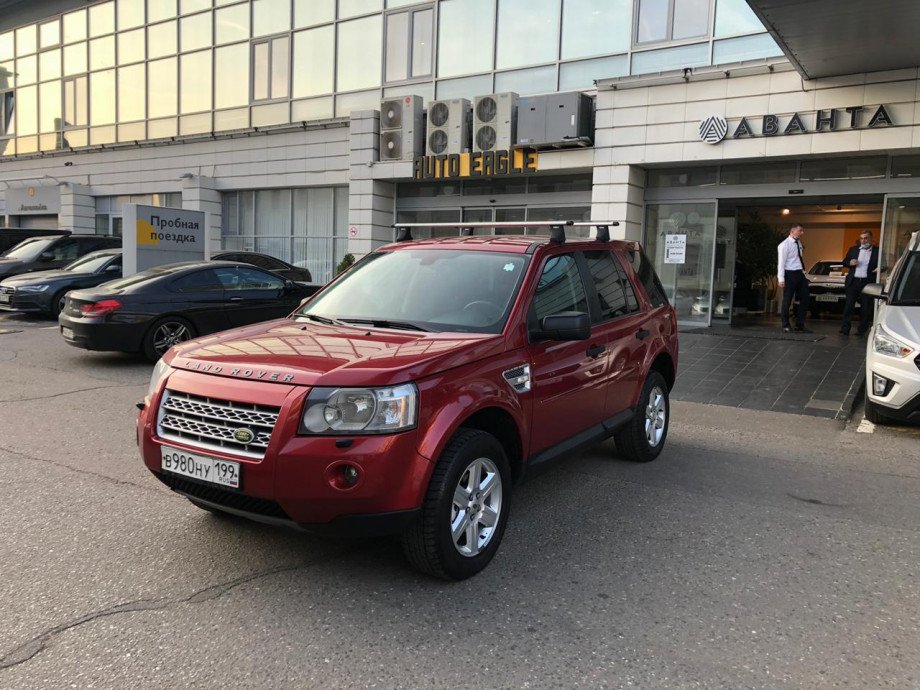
181 175 222 254
590 164 646 241
59 183 95 233
348 110 395 258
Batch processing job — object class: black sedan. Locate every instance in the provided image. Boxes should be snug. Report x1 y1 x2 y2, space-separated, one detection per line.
211 251 312 283
0 249 122 317
59 261 315 361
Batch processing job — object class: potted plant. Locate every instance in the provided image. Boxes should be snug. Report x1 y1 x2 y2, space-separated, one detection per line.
736 211 784 314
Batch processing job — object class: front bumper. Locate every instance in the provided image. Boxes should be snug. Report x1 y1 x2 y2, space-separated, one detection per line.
138 372 434 531
0 292 52 314
866 341 920 423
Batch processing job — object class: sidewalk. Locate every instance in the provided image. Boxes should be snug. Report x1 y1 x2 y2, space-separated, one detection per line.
672 320 866 420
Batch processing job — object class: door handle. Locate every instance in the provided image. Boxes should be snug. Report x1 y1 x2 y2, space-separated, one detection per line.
229 296 243 301
636 328 651 340
586 344 606 358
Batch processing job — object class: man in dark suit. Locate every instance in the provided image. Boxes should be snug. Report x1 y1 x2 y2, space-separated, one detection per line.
840 230 880 336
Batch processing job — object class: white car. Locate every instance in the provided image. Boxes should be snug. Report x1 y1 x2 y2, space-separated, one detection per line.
863 231 920 425
805 260 851 314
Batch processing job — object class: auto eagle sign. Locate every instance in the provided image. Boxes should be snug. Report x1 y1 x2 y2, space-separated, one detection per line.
122 204 207 276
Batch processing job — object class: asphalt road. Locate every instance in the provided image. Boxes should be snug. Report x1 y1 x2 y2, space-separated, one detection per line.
1 312 918 689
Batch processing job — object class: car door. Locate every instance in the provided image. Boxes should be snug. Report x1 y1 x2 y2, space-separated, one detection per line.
583 249 650 417
216 266 290 328
166 267 233 335
525 251 610 455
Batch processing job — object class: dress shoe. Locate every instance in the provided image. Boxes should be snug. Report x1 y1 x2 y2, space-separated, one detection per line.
783 326 792 333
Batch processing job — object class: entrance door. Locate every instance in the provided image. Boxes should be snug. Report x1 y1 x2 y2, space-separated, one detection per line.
880 195 920 283
644 201 718 326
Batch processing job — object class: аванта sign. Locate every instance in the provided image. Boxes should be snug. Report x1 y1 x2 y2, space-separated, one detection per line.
699 104 895 144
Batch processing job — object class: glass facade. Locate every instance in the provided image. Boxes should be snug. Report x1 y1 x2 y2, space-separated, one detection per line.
0 0 778 158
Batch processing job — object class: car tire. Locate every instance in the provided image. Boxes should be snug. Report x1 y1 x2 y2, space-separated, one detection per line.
49 289 68 319
864 390 890 426
401 428 511 581
142 316 196 362
614 371 670 463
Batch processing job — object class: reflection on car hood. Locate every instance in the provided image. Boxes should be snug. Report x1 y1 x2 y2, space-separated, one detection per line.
166 319 505 387
1 269 80 285
805 273 845 286
0 259 26 276
880 304 920 348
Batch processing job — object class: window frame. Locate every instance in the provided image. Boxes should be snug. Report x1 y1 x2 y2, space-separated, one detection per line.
251 34 291 103
62 74 88 128
633 0 713 48
383 5 434 85
0 89 13 137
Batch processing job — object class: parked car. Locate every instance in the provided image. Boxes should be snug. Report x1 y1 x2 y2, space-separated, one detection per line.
136 231 679 580
805 260 853 315
0 234 120 281
0 249 122 317
0 227 70 255
59 261 315 361
862 231 920 425
690 290 731 318
211 251 312 283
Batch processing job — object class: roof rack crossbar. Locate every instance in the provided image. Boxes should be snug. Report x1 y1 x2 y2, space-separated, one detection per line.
390 220 620 243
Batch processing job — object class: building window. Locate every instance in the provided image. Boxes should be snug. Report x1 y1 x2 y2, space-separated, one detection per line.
1 90 13 135
63 76 88 127
635 0 710 45
385 7 433 83
252 36 290 102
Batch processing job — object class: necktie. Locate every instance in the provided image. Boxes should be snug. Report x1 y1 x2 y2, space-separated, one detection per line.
795 239 803 268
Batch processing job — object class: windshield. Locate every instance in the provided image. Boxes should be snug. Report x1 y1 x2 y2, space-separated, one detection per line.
1 237 56 261
298 249 530 333
891 253 920 306
64 253 116 273
809 262 848 276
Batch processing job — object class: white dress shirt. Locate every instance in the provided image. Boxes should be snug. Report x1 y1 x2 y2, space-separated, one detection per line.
854 245 872 278
777 236 804 283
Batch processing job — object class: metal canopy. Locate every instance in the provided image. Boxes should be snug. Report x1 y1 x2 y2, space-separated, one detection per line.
746 0 920 79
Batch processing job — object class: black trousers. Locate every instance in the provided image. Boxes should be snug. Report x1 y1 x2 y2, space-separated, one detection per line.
841 277 873 334
781 270 809 328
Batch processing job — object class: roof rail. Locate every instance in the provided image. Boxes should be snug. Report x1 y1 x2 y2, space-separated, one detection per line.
390 220 620 245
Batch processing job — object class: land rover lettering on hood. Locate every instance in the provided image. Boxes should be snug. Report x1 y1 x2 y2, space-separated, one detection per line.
137 224 679 580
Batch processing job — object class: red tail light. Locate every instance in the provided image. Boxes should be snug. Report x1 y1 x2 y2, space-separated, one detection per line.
81 299 122 316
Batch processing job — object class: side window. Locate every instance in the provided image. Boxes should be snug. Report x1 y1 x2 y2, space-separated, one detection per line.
627 247 669 308
257 255 288 271
171 269 223 293
51 239 80 261
236 266 285 290
531 254 589 322
613 257 640 313
584 250 629 321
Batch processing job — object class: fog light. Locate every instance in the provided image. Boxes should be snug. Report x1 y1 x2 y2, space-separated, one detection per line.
343 464 359 485
872 372 893 397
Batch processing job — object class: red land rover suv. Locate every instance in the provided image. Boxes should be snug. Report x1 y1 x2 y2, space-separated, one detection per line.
137 227 678 580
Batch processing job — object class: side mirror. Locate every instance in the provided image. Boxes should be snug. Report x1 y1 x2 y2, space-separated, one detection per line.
537 312 591 341
862 283 887 301
284 279 296 292
39 251 54 262
105 264 121 273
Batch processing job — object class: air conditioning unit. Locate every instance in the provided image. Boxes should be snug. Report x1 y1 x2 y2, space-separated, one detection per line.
472 92 518 153
425 98 471 156
517 92 593 148
379 95 424 161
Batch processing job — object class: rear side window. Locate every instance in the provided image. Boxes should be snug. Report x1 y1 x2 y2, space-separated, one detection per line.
171 269 223 293
584 250 630 321
626 247 668 308
531 254 588 322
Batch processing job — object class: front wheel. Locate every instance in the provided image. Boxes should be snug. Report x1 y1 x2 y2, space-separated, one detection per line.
864 391 891 426
143 316 195 362
614 371 670 462
402 429 511 580
49 289 68 319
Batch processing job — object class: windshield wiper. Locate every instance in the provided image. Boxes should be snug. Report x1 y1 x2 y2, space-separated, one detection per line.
339 318 430 332
297 313 346 326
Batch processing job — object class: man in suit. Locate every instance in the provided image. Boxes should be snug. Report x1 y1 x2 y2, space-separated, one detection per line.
778 223 810 333
840 230 880 336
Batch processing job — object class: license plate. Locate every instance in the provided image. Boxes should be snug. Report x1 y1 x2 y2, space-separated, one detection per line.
61 326 74 339
815 294 840 302
160 446 241 489
0 294 10 304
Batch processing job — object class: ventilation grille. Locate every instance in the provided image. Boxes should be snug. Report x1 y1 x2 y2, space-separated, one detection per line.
429 102 450 127
157 473 291 520
381 130 403 160
475 126 497 151
476 97 497 123
428 129 448 154
381 99 403 129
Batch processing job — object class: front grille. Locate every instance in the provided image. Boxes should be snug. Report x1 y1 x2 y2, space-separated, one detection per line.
0 286 13 296
158 389 280 459
157 473 290 520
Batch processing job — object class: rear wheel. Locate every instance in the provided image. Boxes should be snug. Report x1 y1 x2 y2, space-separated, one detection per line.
864 390 891 425
143 316 195 362
614 371 670 463
402 429 511 580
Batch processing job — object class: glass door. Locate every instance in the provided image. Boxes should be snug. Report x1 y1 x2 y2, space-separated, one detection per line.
712 209 737 323
644 201 718 326
880 195 920 283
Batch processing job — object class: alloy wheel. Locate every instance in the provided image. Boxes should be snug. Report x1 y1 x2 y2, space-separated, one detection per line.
153 322 191 356
450 457 502 557
645 386 666 447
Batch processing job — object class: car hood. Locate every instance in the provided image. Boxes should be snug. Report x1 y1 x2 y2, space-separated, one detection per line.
165 319 506 387
806 274 844 286
1 269 80 285
880 304 920 348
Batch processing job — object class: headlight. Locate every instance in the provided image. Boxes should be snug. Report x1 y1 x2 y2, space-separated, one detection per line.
872 326 914 358
18 284 50 292
147 359 173 398
300 383 418 435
